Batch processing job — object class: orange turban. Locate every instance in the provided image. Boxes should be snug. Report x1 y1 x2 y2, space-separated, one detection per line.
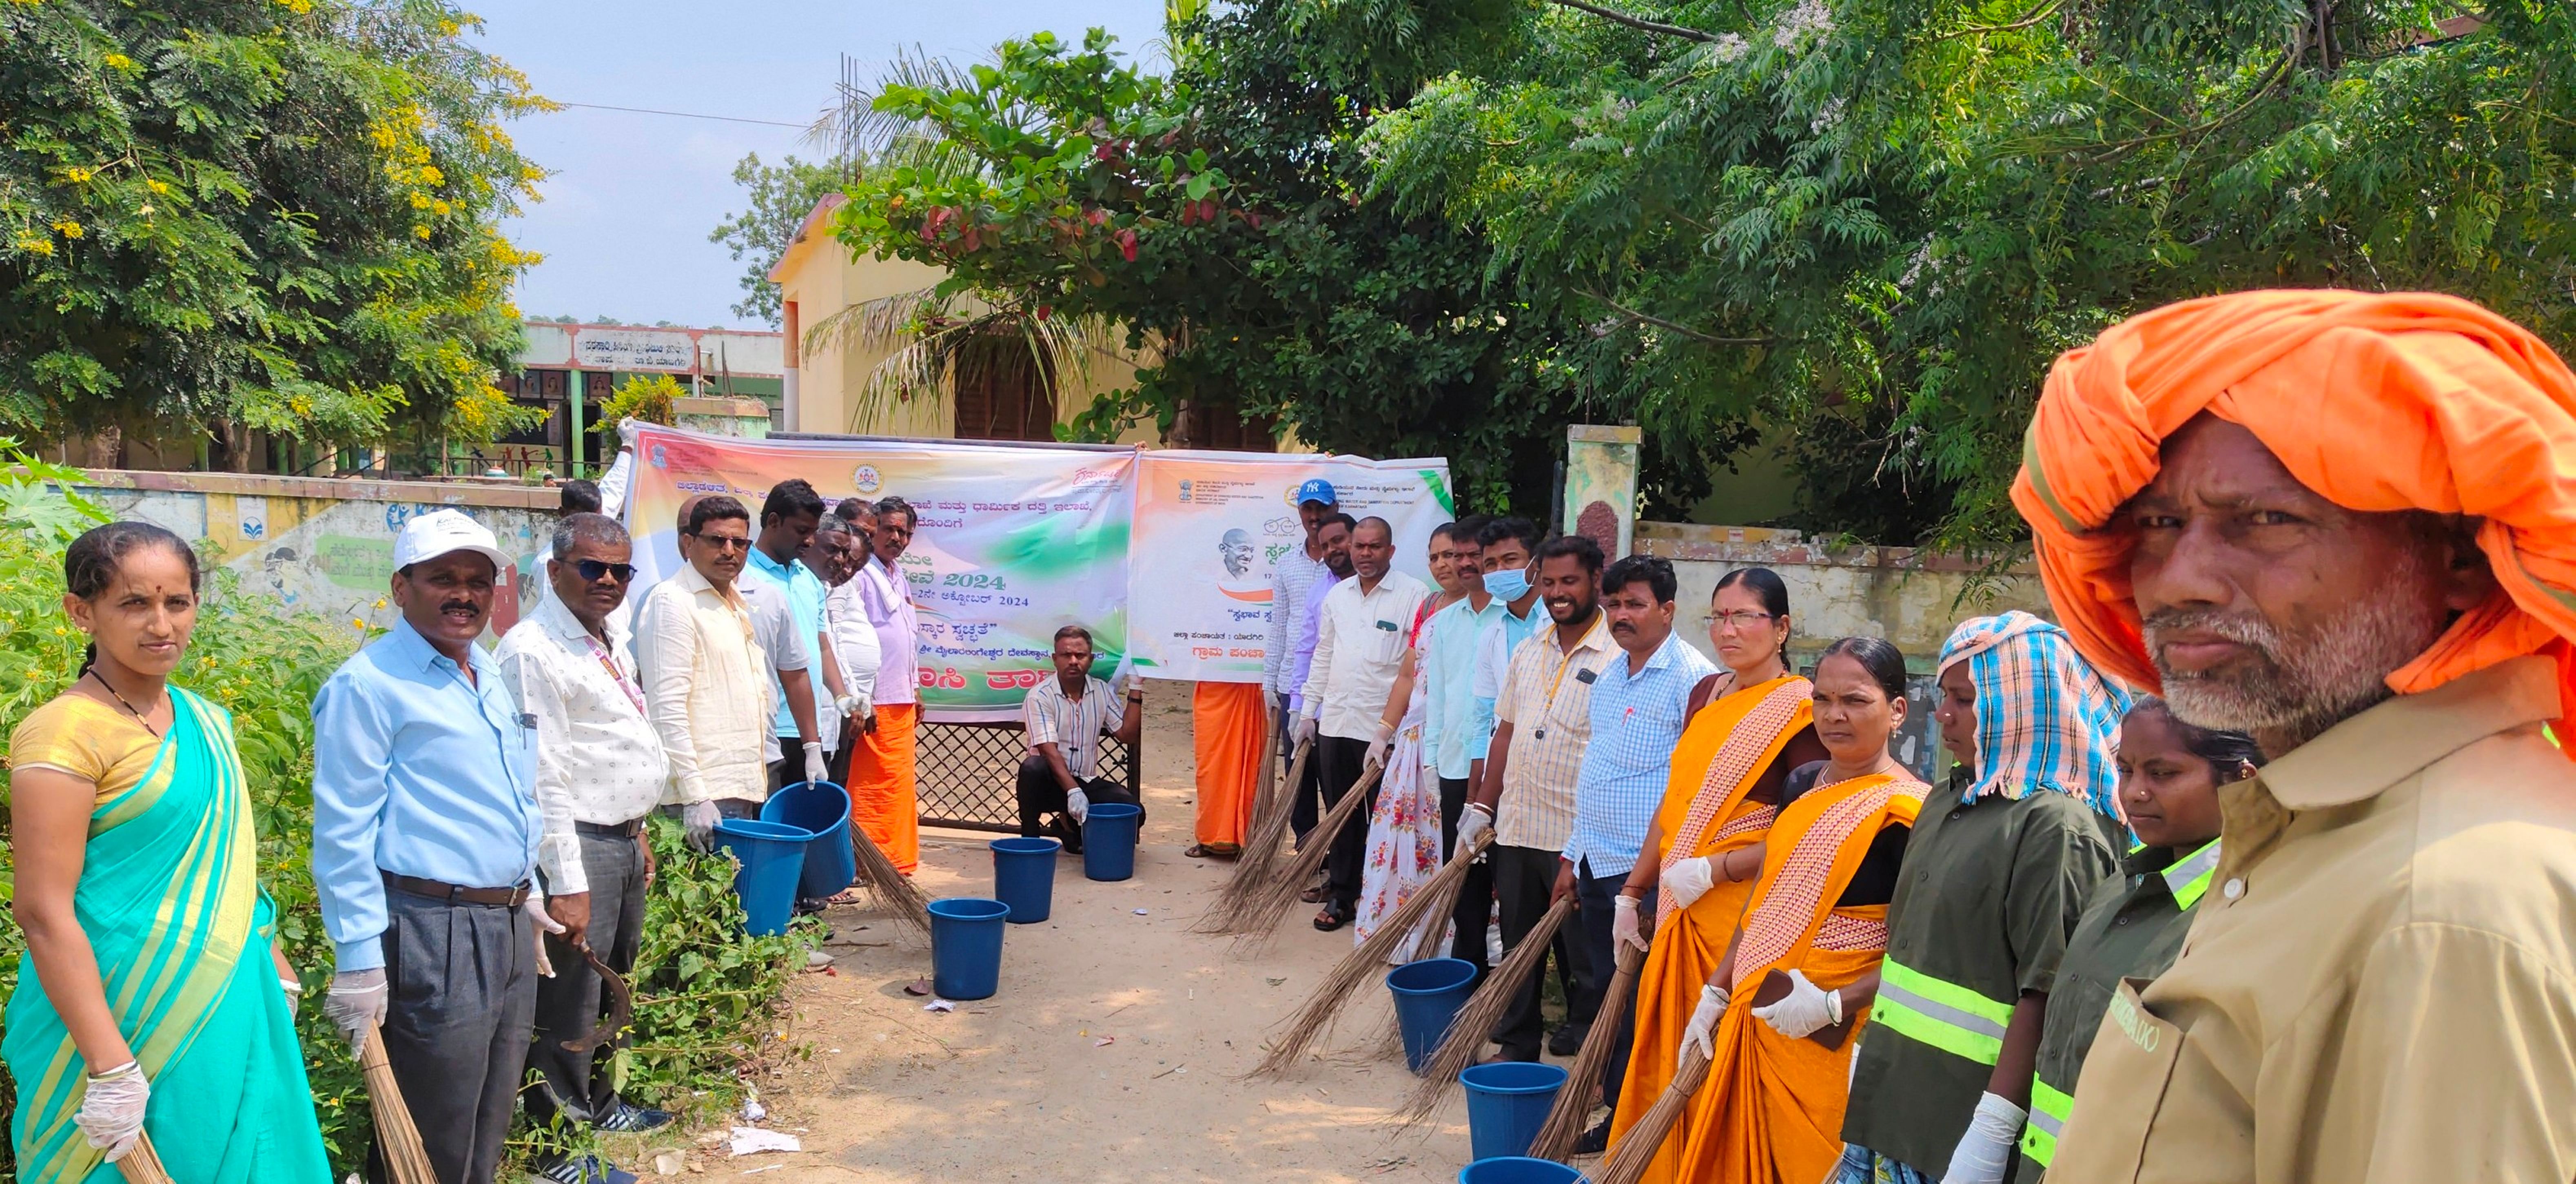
2012 289 2576 741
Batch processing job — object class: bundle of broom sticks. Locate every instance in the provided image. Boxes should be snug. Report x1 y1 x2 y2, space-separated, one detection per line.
1592 1043 1711 1184
1250 830 1496 1077
1228 760 1384 952
1527 938 1647 1160
1194 739 1311 935
112 1135 174 1184
361 1021 440 1184
848 820 931 937
1393 894 1578 1124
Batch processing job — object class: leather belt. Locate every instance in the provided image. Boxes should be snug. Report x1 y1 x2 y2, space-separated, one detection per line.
576 818 646 838
384 873 530 908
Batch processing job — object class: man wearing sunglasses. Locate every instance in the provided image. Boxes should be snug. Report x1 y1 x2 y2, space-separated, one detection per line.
496 512 674 1182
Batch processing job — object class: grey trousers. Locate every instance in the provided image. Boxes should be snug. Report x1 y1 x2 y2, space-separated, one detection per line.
373 878 538 1184
525 829 649 1142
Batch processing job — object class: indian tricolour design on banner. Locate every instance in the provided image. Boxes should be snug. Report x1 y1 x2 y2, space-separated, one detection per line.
1126 451 1454 683
621 426 1135 722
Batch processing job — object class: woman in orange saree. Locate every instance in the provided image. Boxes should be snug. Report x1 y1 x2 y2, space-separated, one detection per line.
1607 568 1825 1169
1657 637 1928 1184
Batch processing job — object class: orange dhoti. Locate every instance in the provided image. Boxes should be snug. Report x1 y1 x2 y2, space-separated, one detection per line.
1192 681 1266 851
849 701 921 874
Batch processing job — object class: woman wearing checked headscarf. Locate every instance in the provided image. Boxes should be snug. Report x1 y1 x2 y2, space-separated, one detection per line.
1829 611 2127 1184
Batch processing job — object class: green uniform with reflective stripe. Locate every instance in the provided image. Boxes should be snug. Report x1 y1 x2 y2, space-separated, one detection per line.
1841 782 2120 1181
2017 840 2217 1178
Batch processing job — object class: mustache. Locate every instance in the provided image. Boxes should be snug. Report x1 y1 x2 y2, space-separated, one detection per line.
441 600 481 614
2141 608 2283 658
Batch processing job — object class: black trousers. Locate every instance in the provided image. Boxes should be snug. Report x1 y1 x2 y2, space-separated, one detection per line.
1286 705 1324 843
525 827 649 1144
1574 858 1651 1111
1439 776 1496 976
1015 754 1140 850
1491 843 1594 1062
372 878 538 1184
1315 734 1376 911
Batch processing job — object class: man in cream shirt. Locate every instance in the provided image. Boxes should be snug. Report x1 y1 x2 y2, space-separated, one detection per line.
1297 516 1428 931
635 494 774 849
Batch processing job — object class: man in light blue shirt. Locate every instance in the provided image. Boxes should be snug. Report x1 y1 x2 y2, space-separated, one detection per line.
1463 517 1547 804
1420 515 1498 972
312 508 548 1184
1554 554 1715 1147
745 478 839 794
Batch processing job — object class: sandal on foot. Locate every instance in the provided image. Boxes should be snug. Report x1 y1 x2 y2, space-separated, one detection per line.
1312 903 1352 931
1184 843 1241 860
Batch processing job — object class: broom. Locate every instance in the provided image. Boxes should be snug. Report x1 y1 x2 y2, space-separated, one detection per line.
1527 939 1646 1160
1226 760 1385 953
1592 1044 1712 1184
848 822 932 938
1193 740 1312 934
361 1022 441 1184
113 1134 175 1184
1250 830 1496 1078
1393 894 1578 1123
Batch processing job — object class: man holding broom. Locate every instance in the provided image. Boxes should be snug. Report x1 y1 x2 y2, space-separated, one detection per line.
313 510 552 1184
1297 516 1428 931
496 511 676 1184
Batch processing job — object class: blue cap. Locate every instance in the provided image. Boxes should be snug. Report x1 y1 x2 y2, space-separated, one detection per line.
1294 478 1338 507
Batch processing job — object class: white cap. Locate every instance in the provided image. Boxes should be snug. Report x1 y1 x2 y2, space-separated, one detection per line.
393 508 511 574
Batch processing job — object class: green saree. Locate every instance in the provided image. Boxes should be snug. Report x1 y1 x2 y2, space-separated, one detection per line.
4 687 328 1181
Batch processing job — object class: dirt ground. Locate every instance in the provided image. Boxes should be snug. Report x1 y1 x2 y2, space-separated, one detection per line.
618 682 1488 1182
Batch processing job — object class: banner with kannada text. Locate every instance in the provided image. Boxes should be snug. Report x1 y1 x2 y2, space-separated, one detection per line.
1126 452 1454 683
622 426 1134 722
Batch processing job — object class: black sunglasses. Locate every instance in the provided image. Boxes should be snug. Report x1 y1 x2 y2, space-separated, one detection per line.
573 559 635 582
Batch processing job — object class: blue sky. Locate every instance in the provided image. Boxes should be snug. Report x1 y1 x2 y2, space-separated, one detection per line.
470 1 1168 331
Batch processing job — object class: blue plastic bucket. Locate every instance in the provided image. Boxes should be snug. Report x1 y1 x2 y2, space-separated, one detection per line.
1081 802 1143 882
1386 957 1479 1073
714 818 811 937
1460 1062 1570 1162
1457 1157 1586 1184
989 837 1061 923
760 781 856 899
928 897 1012 1000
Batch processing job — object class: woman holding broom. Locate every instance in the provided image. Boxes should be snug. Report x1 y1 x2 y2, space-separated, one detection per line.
6 521 329 1180
1605 568 1825 1174
1646 637 1927 1184
1355 521 1476 956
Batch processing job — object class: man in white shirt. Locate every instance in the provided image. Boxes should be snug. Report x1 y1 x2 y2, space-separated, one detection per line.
635 496 803 849
1297 516 1429 931
813 514 880 786
495 512 674 1180
849 496 926 874
1016 625 1146 851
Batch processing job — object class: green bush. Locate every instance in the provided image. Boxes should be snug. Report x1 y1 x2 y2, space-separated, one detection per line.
0 476 817 1176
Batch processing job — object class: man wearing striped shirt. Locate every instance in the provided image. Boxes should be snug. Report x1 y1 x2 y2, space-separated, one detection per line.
1016 625 1144 852
1463 534 1618 1062
1556 554 1714 1140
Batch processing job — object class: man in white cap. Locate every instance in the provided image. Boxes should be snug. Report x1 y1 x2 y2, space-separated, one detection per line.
312 508 555 1184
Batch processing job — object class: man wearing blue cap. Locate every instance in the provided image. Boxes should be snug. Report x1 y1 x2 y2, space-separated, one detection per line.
1265 479 1341 839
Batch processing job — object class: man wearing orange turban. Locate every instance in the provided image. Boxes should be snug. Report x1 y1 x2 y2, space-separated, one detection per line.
2013 289 2576 1183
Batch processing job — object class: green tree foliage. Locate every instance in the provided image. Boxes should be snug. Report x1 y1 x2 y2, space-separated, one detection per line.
1360 0 2576 547
710 152 852 326
0 0 550 454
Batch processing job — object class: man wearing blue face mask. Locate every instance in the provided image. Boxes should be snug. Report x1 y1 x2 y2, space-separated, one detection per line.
1460 517 1547 827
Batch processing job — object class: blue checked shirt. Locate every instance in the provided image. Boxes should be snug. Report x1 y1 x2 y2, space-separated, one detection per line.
1564 630 1717 878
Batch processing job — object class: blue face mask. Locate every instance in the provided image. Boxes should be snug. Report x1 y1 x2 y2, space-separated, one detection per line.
1483 567 1531 601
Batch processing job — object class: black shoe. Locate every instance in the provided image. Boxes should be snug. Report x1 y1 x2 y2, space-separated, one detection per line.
1575 1117 1612 1155
596 1100 675 1133
1054 814 1084 854
531 1153 640 1184
1548 1022 1589 1057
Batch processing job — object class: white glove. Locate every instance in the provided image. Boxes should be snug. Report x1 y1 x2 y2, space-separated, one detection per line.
1066 787 1091 825
835 692 873 725
683 800 722 852
1363 721 1394 775
1751 968 1843 1038
1293 714 1319 748
1679 983 1729 1067
324 967 389 1053
1454 803 1494 860
803 741 828 786
1940 1091 2028 1184
1612 894 1648 953
73 1060 148 1161
1662 856 1716 913
522 892 566 978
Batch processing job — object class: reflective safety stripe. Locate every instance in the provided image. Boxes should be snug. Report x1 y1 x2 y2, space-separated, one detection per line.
1872 958 2013 1066
2163 839 2223 909
2020 1078 2075 1167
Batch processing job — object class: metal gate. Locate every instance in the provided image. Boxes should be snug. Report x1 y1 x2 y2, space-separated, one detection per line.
915 719 1140 833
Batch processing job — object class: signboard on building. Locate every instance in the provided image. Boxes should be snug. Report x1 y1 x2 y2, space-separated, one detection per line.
572 328 700 372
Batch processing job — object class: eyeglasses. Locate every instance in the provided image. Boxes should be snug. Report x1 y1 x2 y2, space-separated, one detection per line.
687 533 752 552
1703 610 1777 631
573 559 635 583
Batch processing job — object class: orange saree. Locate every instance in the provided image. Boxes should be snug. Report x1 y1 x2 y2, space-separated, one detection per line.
1610 674 1813 1183
1672 771 1926 1184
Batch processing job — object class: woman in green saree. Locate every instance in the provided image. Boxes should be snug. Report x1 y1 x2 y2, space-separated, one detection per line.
6 521 328 1180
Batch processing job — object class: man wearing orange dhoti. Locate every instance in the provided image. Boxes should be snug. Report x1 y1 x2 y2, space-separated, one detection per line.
1190 681 1266 858
849 496 923 874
